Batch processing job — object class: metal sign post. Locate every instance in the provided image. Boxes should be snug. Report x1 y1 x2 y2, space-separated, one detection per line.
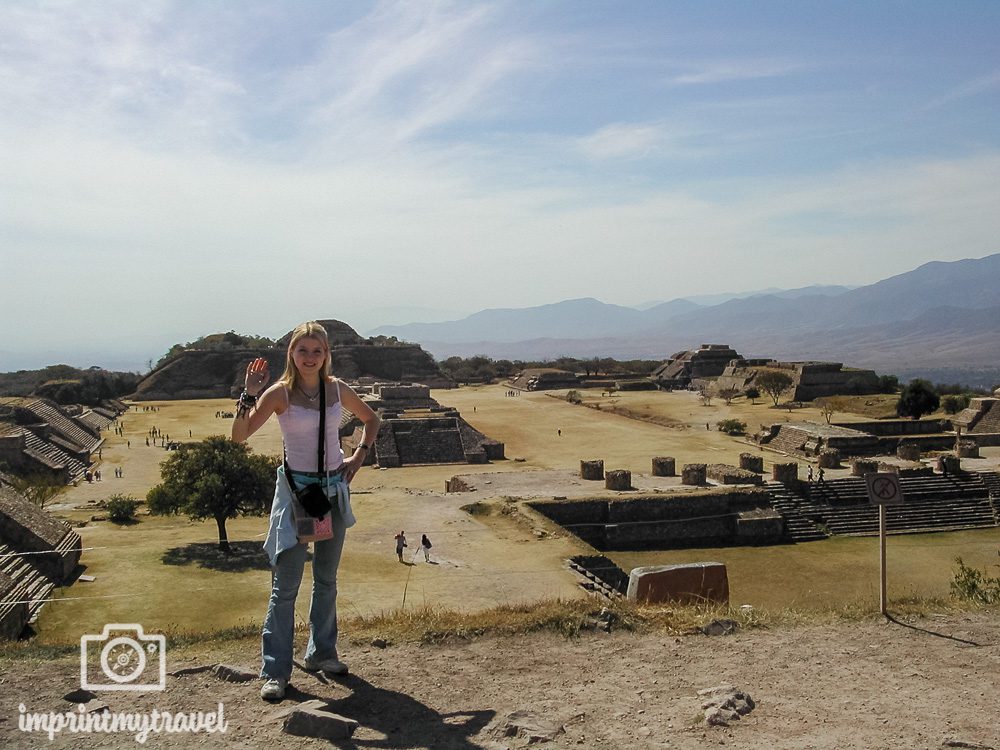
865 472 904 616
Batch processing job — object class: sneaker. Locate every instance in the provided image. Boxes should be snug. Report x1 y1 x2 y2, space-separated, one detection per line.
260 677 287 701
302 655 349 675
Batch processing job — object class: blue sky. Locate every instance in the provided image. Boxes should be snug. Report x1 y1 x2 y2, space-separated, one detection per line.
1 1 998 370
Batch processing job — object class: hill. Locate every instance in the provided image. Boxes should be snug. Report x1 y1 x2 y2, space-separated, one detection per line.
131 319 449 400
372 254 1000 387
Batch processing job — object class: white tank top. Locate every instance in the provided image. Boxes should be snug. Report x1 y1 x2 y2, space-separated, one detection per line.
276 380 345 472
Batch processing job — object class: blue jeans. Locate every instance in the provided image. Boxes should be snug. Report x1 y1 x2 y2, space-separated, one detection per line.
261 487 347 681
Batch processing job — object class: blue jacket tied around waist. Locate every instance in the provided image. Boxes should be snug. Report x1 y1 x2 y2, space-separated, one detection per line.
263 465 356 567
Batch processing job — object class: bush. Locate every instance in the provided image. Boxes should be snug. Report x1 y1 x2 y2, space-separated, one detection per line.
896 379 940 420
717 419 747 436
942 394 971 414
950 557 1000 605
106 493 140 524
565 390 582 404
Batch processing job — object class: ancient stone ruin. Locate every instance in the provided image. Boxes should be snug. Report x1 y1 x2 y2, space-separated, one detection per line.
714 359 880 401
952 397 1000 446
754 419 958 460
0 397 124 483
530 466 999 553
650 344 740 390
132 319 451 400
509 368 581 391
341 382 504 468
0 484 82 639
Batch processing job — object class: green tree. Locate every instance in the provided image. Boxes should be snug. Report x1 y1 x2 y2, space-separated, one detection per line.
895 379 940 420
717 386 740 405
717 419 746 436
147 436 277 553
756 371 794 406
106 493 140 524
942 394 971 415
877 374 900 393
744 387 760 405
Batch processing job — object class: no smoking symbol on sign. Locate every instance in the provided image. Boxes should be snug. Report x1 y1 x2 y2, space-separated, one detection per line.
866 473 904 506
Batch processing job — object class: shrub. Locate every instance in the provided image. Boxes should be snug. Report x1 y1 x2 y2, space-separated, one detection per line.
565 390 582 404
106 493 140 524
942 394 971 414
717 419 747 436
950 557 1000 605
896 379 940 420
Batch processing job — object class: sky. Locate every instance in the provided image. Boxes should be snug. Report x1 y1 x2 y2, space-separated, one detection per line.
1 1 999 371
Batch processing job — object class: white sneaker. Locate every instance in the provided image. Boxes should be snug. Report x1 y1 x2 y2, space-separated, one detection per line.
260 677 287 701
302 655 349 675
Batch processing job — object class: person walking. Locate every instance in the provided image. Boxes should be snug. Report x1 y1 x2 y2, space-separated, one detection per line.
232 322 381 702
394 530 407 563
420 534 433 563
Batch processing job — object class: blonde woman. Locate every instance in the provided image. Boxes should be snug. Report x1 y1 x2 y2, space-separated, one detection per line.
232 321 380 701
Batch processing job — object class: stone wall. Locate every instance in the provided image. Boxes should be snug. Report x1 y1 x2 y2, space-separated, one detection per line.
529 489 773 551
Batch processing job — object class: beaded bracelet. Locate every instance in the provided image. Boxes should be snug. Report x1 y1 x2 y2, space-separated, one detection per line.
235 390 258 419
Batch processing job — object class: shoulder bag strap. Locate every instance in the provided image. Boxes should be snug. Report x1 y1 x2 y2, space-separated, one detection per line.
317 378 326 472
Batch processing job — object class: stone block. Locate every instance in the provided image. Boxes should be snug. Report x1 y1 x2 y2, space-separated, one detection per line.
651 456 676 476
771 462 798 484
282 707 359 740
937 453 961 474
738 453 763 473
681 463 707 485
626 562 729 604
896 442 921 461
580 459 604 480
818 449 841 468
851 458 879 477
958 440 980 458
605 470 631 490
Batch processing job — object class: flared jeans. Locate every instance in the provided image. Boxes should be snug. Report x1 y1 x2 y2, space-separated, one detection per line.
260 524 347 681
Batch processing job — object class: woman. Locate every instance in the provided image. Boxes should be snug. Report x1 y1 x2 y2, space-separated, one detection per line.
232 321 381 701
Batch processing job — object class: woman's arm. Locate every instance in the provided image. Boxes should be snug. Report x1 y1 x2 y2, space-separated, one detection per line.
231 358 283 442
338 380 382 483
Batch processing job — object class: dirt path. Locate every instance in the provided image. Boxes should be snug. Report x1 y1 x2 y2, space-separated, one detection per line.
2 610 998 749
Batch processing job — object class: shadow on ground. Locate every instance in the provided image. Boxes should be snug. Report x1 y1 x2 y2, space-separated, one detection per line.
161 541 271 572
288 671 495 749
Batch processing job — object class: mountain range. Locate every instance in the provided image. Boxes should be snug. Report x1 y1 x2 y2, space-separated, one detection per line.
370 254 1000 388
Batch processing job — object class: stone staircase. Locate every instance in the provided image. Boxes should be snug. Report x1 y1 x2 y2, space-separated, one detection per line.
0 543 56 626
762 425 811 456
19 429 88 480
389 419 466 465
764 482 829 543
793 473 998 536
24 399 101 452
567 555 627 599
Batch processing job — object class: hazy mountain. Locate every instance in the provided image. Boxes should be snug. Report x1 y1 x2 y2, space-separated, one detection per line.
377 253 1000 387
371 298 655 343
636 284 853 309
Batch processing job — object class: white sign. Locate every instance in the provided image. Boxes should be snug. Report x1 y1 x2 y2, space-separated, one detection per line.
865 472 904 506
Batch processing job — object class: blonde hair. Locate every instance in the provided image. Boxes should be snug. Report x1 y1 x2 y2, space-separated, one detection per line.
280 321 331 393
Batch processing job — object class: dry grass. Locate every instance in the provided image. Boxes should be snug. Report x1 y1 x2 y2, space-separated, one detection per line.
5 595 995 665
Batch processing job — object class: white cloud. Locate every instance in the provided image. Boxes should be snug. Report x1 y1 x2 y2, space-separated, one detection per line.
667 59 803 86
924 69 1000 110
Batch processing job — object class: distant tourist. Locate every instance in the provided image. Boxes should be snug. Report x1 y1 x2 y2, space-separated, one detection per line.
231 321 381 702
818 468 825 483
420 534 433 562
395 530 407 562
807 466 814 483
